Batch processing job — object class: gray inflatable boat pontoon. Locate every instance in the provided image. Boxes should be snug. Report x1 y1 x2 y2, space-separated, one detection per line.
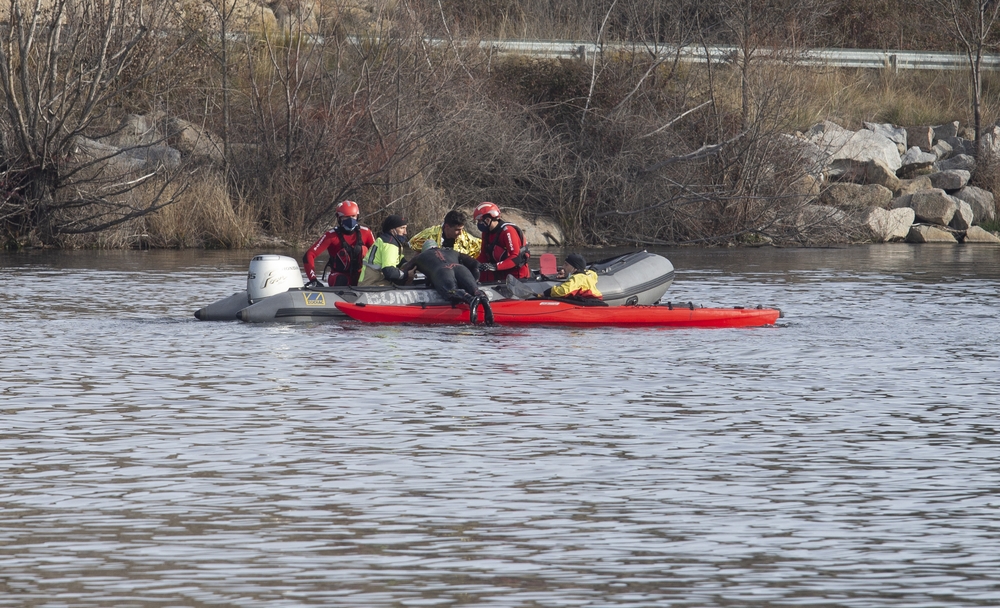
195 250 674 323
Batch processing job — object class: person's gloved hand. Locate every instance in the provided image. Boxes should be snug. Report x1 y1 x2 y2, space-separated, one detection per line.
478 263 496 273
305 279 321 288
382 266 406 285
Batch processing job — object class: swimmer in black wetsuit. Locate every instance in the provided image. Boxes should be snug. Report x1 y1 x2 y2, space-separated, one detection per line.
400 242 493 324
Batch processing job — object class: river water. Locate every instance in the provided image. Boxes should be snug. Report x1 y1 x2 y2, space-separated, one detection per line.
2 244 999 607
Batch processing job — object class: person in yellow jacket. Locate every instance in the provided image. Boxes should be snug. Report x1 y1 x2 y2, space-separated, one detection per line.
408 210 481 258
358 215 413 287
540 254 603 302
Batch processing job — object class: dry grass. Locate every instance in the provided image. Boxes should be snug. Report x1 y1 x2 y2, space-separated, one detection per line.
780 67 1000 131
144 173 259 248
669 62 995 133
390 181 462 234
58 173 259 249
797 68 960 129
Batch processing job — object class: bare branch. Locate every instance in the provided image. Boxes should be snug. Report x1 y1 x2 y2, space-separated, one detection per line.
581 0 618 126
639 131 747 174
639 101 712 139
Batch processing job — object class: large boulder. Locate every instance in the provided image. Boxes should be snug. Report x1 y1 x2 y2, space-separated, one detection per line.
952 186 996 223
943 136 974 156
891 194 913 209
501 210 564 246
68 134 181 173
864 158 901 191
899 146 937 178
981 125 1000 156
934 154 975 173
933 121 960 140
906 126 934 151
125 145 182 169
949 200 974 230
166 117 225 164
865 207 915 242
906 224 958 243
830 158 901 190
177 0 280 32
806 121 904 174
931 139 954 160
68 136 145 173
805 120 854 150
829 158 900 190
896 175 934 196
864 122 907 153
268 0 317 31
963 226 1000 243
909 189 958 225
99 112 203 168
836 129 902 172
775 133 828 180
102 112 166 148
819 183 893 209
928 169 970 191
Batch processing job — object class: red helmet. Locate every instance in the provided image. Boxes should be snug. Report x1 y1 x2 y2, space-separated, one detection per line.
473 202 500 221
335 200 360 217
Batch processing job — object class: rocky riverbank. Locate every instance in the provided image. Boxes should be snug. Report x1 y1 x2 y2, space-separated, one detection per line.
787 120 1000 245
64 110 1000 249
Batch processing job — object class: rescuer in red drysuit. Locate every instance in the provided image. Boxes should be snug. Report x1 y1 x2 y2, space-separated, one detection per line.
473 202 530 282
302 200 375 287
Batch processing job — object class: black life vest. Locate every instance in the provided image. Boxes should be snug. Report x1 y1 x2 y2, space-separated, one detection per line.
484 222 530 267
326 229 365 276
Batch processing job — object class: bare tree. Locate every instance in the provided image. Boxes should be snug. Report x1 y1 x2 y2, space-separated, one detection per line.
705 0 833 130
926 0 1000 157
202 0 243 166
417 0 853 246
0 0 194 247
231 7 478 235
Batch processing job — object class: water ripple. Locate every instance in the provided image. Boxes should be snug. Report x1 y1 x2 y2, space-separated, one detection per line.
2 245 1000 606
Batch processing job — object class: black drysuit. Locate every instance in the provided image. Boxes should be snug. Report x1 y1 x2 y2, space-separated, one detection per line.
401 248 483 304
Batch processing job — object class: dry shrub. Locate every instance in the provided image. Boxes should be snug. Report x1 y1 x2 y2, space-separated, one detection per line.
143 172 259 248
363 180 455 235
970 150 1000 215
671 64 971 133
226 16 480 242
60 222 139 250
442 50 826 246
428 100 573 221
59 171 256 249
772 67 989 131
490 56 594 121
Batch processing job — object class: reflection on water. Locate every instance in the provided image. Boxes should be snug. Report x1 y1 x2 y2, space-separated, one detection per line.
2 244 1000 606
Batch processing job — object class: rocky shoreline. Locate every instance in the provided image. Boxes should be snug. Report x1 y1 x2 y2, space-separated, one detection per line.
787 120 1000 245
67 111 1000 248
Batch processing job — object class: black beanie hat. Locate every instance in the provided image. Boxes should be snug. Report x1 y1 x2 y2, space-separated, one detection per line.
381 214 407 233
565 253 587 272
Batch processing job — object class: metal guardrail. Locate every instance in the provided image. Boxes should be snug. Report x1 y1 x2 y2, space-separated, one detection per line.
472 39 1000 71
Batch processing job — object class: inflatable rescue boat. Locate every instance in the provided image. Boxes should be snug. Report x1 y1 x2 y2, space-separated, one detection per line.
194 251 676 323
335 300 782 328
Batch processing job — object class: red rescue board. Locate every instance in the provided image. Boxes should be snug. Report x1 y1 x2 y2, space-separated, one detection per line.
335 300 781 328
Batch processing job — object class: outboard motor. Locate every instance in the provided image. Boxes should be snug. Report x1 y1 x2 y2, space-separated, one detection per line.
247 255 304 303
